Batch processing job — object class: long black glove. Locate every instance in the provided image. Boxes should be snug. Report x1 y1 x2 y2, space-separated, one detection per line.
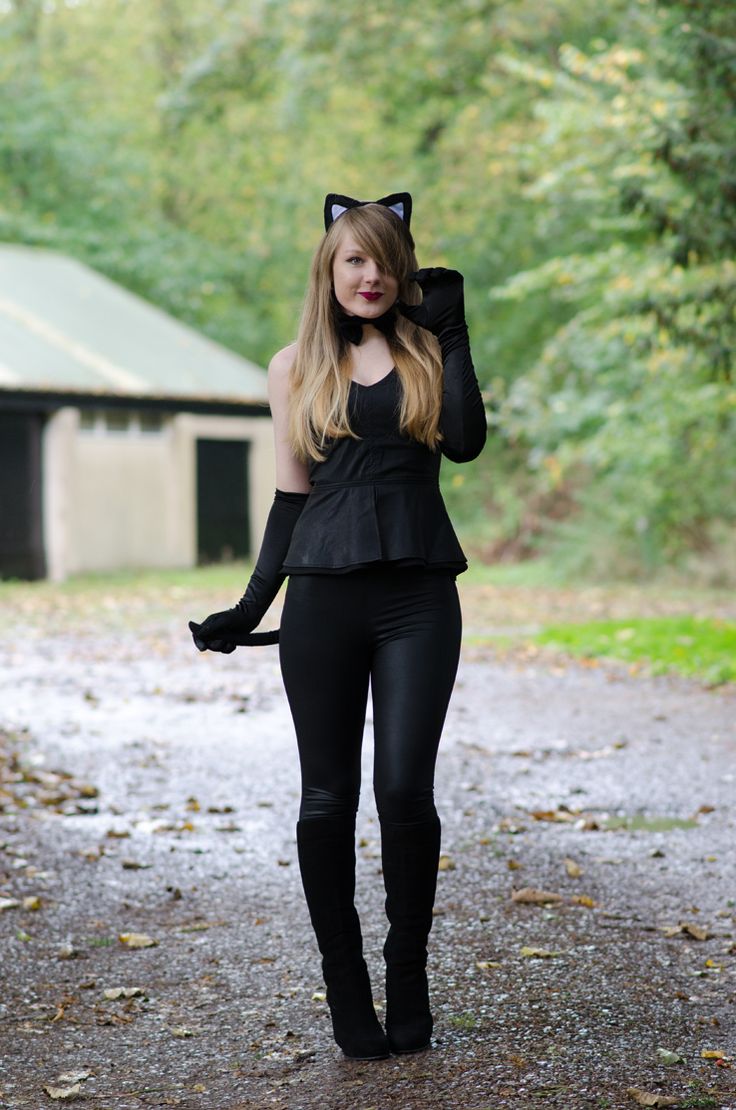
398 267 487 462
189 489 308 653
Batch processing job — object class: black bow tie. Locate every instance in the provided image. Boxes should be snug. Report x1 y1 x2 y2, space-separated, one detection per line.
335 304 397 346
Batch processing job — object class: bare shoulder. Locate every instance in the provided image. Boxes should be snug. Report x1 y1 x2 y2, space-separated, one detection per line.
268 342 298 386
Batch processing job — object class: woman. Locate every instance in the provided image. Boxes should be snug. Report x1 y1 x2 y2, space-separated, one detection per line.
190 192 486 1060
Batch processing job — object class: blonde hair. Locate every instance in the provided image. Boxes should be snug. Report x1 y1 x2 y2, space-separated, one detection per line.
289 204 443 462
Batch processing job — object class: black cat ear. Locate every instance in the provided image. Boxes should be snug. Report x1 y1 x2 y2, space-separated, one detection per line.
375 193 412 229
324 192 413 231
324 194 361 230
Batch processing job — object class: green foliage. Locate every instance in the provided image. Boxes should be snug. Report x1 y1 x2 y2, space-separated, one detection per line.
489 13 736 579
535 615 736 684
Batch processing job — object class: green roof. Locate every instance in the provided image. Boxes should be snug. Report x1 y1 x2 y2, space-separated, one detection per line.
0 245 268 404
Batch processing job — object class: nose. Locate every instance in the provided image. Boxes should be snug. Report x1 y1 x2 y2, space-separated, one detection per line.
362 259 382 285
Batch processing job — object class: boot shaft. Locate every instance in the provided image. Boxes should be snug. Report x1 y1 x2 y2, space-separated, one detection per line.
380 815 441 954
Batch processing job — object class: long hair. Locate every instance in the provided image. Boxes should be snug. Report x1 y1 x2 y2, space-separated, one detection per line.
289 204 443 462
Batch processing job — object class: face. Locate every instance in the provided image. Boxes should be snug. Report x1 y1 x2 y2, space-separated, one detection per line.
331 233 399 319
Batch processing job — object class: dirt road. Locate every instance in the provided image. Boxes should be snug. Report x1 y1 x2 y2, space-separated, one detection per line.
1 584 734 1109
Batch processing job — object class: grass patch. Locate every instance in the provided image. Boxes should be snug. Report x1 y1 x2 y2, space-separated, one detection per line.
0 563 253 598
599 814 698 832
535 616 736 685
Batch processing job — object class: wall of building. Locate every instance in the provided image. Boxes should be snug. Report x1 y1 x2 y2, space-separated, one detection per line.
43 407 275 580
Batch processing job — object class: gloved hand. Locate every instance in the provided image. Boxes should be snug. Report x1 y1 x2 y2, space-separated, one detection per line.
398 267 467 349
189 489 308 654
398 267 487 463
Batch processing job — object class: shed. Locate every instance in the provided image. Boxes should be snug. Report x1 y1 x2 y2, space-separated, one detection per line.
0 245 274 580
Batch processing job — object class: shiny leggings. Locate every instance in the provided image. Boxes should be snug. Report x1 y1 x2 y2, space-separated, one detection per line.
279 567 462 824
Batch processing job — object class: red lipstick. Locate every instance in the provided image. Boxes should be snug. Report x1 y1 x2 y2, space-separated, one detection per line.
359 292 382 301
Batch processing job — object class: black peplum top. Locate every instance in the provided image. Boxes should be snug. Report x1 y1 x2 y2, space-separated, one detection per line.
281 366 484 576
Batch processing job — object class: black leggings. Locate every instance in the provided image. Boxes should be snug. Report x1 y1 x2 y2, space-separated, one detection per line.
279 567 462 824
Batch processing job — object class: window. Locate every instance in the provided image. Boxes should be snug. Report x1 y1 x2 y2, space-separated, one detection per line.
77 409 168 435
104 409 130 433
139 411 164 433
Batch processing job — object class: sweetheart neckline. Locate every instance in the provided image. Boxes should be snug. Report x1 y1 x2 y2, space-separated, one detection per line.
350 367 396 389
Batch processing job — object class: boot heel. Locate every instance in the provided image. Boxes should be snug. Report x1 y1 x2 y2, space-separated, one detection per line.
325 960 389 1060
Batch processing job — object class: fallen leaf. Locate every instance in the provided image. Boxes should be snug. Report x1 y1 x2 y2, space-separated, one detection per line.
170 1026 195 1038
57 945 81 960
106 828 130 839
511 887 563 905
23 895 42 911
626 1089 679 1107
662 922 710 941
507 859 522 871
571 895 597 908
520 947 560 959
311 991 326 1002
102 987 144 1000
43 1084 81 1101
476 960 502 970
656 1047 684 1065
530 809 577 823
438 855 455 871
0 898 20 912
121 859 151 871
564 858 582 878
118 933 157 949
56 1072 92 1085
495 817 526 834
701 1049 729 1060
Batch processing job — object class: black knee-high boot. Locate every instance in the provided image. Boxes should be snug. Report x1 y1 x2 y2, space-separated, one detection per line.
296 816 389 1060
380 815 441 1054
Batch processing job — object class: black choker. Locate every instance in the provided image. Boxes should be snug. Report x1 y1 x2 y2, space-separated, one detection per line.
335 304 397 346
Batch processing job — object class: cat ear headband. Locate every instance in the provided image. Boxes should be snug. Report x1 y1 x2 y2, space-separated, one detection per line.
324 192 413 231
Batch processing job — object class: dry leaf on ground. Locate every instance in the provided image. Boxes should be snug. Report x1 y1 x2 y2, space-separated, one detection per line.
656 1048 684 1065
571 894 597 908
118 932 157 949
43 1084 81 1101
662 922 709 941
627 1089 679 1107
512 887 563 905
520 946 560 959
564 858 582 878
102 987 144 1000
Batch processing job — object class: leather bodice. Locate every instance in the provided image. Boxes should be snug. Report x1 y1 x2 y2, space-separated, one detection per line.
281 369 468 575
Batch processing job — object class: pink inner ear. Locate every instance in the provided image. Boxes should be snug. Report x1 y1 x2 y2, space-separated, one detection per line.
331 204 348 222
388 202 405 221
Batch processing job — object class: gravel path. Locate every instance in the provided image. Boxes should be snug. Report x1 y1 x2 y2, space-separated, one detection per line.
0 590 734 1110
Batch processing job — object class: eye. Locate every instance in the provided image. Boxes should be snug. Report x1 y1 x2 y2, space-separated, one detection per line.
347 256 363 264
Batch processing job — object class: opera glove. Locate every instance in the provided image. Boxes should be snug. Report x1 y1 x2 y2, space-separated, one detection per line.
189 488 308 653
